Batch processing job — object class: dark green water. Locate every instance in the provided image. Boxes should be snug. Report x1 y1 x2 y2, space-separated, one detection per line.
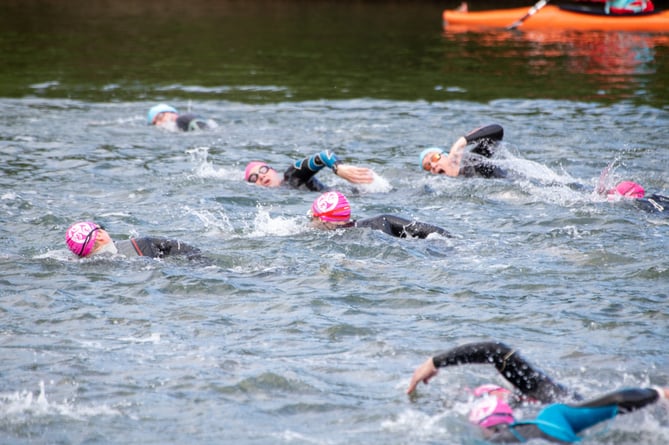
2 0 668 106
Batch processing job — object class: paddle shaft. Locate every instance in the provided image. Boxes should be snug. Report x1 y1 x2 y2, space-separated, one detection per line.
507 0 550 30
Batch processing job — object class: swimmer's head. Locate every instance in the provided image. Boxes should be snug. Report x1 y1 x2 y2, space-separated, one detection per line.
608 181 645 199
244 161 281 187
65 221 100 257
147 104 178 125
419 147 443 172
469 396 515 429
245 161 268 182
310 191 351 223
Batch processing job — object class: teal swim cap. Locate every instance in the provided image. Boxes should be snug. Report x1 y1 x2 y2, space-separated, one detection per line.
147 104 178 125
419 147 443 171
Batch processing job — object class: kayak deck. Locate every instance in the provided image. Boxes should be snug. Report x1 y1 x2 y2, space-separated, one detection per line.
442 5 669 32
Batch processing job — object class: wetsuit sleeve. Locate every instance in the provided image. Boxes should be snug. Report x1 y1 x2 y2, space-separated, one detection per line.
634 194 669 214
464 124 504 144
432 341 571 402
574 388 660 413
459 124 506 178
176 114 208 131
132 237 202 259
283 150 339 191
355 215 451 239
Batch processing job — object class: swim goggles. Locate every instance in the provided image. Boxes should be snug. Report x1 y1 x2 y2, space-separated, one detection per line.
247 165 273 184
423 152 442 171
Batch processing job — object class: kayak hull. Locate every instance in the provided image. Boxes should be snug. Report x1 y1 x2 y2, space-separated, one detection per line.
442 5 669 32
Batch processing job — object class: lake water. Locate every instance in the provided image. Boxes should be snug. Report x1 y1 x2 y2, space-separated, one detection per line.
1 1 668 444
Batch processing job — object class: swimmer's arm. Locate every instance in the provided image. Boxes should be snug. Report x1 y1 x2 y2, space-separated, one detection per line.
574 387 667 413
444 136 468 176
333 164 374 184
314 149 374 184
288 151 331 184
443 125 504 176
292 150 367 181
407 357 439 394
464 124 504 143
407 341 510 394
407 341 570 402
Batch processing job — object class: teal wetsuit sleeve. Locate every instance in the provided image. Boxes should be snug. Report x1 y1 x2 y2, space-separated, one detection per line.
284 150 338 191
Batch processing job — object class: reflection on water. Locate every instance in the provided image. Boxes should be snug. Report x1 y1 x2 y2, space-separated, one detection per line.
442 28 669 102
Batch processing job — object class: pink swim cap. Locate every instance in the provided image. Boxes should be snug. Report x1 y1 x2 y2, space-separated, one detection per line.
468 396 515 428
244 161 268 181
311 191 351 223
609 181 645 199
65 221 99 257
472 384 511 398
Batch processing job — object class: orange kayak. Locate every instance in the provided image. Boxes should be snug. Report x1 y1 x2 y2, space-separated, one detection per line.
442 5 669 32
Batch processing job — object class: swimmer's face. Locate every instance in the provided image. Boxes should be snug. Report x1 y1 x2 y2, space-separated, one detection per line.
153 111 178 127
309 217 347 230
247 164 282 187
422 150 447 175
91 228 114 255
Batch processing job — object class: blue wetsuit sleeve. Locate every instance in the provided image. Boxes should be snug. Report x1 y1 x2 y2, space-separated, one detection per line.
283 150 339 191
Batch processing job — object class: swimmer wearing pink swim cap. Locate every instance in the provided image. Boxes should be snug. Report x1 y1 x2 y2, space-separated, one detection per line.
308 191 450 238
407 341 669 443
244 150 374 191
65 221 202 260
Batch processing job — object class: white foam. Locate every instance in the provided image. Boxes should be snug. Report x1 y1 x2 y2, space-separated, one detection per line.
0 381 120 421
247 206 305 237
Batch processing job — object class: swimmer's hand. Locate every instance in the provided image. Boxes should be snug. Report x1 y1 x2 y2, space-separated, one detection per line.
335 164 375 184
406 357 439 394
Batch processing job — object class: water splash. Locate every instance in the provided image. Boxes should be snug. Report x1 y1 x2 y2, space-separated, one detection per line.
0 381 120 422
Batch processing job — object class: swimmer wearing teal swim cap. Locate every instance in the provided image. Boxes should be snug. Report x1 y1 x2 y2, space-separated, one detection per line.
419 124 506 178
147 103 212 131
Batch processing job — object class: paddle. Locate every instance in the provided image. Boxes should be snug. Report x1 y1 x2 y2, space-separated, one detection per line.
507 0 550 30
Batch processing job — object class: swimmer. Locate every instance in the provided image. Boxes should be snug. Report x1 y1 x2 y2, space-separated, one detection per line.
309 191 451 239
244 150 374 192
605 181 669 215
65 221 202 260
407 341 669 443
420 124 506 178
147 103 212 131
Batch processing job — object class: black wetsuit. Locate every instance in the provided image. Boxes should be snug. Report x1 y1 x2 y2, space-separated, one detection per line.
176 114 209 132
115 237 202 260
431 341 663 443
633 193 669 215
283 150 341 192
459 124 506 179
346 214 450 239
